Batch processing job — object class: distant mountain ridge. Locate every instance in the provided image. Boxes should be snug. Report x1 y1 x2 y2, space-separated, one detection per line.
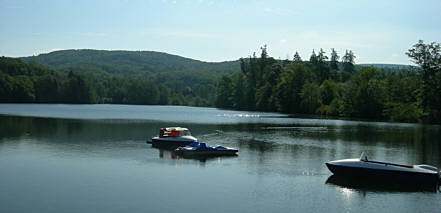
21 49 241 76
20 49 416 76
357 63 416 70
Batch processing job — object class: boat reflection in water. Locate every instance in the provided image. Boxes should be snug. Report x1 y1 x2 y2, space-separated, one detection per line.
326 175 439 193
157 148 238 163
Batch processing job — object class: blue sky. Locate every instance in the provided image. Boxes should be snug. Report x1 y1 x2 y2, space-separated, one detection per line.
1 0 440 64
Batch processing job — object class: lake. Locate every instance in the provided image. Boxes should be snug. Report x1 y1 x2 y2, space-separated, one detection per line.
0 104 440 213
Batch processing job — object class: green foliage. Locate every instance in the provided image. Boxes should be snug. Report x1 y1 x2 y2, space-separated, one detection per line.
330 48 339 70
21 49 240 76
406 40 441 123
342 50 356 76
276 63 315 113
0 74 15 102
34 75 61 103
309 50 318 65
10 75 35 102
343 67 388 119
215 75 234 108
293 52 302 63
231 73 247 110
2 41 440 124
256 82 276 112
383 102 423 123
215 43 440 124
63 71 96 104
320 79 339 106
329 98 344 116
300 81 321 114
0 56 217 106
126 79 159 105
157 84 170 105
17 49 241 107
312 48 330 84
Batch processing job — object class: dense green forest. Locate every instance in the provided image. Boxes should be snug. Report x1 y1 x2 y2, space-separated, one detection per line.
1 41 440 124
215 41 441 124
0 56 222 106
1 50 241 106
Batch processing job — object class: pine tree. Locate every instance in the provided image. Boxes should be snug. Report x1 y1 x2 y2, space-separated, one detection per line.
309 49 318 64
330 48 339 70
293 51 302 63
317 48 328 63
342 50 356 74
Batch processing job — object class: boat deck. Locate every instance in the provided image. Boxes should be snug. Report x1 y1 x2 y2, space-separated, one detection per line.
364 160 413 168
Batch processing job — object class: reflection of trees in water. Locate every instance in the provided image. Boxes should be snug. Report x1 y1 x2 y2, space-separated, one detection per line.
237 138 276 153
155 148 238 168
326 175 438 193
0 115 157 143
411 126 441 165
1 115 440 166
213 123 441 167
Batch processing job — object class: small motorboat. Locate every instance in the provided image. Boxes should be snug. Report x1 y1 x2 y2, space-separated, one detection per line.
174 142 238 157
325 152 440 186
147 127 198 149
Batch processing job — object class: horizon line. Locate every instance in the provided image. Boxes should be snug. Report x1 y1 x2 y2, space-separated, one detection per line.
2 48 415 66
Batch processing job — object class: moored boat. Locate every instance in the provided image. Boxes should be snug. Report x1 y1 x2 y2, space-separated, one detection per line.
325 152 440 186
174 142 238 157
148 127 197 149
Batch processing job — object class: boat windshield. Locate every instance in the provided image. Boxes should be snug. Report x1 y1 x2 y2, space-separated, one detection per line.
360 152 368 161
180 130 191 136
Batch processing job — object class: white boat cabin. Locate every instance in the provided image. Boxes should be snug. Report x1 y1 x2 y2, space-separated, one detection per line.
159 127 192 138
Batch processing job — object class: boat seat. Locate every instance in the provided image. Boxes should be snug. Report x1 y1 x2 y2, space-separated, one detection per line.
200 143 207 149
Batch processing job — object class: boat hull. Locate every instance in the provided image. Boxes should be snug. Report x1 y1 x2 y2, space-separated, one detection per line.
174 149 238 157
149 138 195 150
326 162 439 186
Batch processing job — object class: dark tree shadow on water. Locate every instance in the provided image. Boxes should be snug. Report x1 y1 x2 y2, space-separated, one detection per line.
325 175 439 193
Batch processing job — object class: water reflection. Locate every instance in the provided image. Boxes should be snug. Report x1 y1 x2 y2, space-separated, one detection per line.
1 115 440 167
326 175 439 193
156 148 238 164
1 109 441 213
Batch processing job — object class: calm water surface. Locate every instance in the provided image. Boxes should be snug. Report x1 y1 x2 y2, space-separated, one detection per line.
0 104 440 213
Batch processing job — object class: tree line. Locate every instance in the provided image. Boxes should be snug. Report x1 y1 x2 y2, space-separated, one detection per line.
0 57 216 106
1 40 439 124
215 41 441 124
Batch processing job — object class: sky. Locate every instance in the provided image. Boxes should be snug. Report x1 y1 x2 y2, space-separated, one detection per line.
1 0 440 64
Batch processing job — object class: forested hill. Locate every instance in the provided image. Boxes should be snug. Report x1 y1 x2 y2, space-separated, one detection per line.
0 55 223 106
21 49 240 75
215 42 441 124
358 64 415 70
4 41 440 124
16 50 241 106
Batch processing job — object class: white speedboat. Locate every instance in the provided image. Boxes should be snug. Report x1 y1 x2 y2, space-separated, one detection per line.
148 127 198 149
325 152 440 186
